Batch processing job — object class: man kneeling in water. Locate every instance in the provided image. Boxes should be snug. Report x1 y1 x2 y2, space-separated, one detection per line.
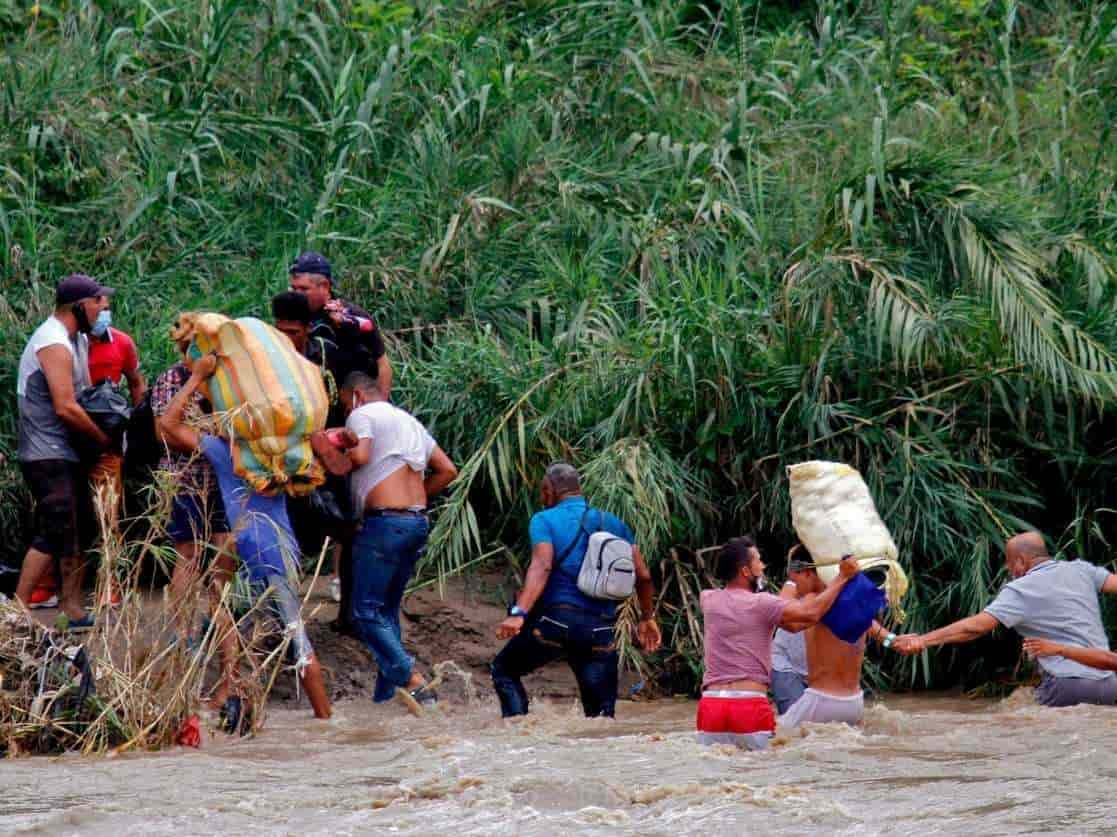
160 352 331 720
778 551 891 729
697 537 859 750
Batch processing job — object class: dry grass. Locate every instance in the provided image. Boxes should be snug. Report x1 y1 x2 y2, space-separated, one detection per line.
0 480 318 757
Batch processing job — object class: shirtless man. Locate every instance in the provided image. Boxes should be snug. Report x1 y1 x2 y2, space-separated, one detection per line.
340 372 458 709
779 554 892 728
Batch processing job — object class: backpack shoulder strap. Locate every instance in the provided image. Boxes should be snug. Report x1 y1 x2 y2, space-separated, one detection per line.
554 505 590 566
551 505 598 585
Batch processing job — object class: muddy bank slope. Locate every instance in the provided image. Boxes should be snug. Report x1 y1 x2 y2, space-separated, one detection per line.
276 573 583 706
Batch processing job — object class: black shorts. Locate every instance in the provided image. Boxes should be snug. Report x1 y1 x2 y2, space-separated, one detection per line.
20 459 93 559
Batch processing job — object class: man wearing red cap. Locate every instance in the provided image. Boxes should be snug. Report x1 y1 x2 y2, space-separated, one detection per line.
15 275 114 627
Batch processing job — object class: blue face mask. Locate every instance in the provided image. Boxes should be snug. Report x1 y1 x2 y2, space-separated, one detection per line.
91 309 112 338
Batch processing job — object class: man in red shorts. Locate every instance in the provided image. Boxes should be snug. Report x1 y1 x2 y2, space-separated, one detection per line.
697 537 859 750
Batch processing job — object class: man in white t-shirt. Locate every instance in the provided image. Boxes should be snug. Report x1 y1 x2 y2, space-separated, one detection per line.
340 372 457 711
15 274 113 627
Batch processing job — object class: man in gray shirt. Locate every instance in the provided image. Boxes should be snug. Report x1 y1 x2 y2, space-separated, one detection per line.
15 274 113 628
894 531 1117 706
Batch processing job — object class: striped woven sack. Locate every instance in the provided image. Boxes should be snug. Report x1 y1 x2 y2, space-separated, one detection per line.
187 313 328 497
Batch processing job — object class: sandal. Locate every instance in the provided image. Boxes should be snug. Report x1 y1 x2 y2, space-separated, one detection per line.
395 683 438 716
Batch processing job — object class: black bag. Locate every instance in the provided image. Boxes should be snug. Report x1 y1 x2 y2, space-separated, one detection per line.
74 380 132 460
308 488 349 530
123 388 160 477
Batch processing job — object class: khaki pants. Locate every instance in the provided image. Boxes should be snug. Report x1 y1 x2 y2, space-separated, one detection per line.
89 451 124 534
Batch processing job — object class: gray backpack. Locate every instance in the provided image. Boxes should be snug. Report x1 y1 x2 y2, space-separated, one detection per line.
558 508 637 601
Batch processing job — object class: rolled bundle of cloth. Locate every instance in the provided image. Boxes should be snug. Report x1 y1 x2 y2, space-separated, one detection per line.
787 460 909 621
183 312 328 497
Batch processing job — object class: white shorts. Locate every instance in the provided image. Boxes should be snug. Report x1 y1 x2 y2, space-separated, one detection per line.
779 688 864 728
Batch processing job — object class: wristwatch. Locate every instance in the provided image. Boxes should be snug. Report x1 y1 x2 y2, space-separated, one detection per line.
507 604 529 619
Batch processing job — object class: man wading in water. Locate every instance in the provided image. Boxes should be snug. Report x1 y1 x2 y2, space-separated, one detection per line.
777 547 895 728
697 537 858 750
340 372 458 711
491 463 662 718
288 253 391 633
770 546 813 714
894 531 1117 707
159 352 331 719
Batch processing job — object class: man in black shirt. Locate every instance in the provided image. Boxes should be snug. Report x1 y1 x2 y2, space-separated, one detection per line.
288 252 392 396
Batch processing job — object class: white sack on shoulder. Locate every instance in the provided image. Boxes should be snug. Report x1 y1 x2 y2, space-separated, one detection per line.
788 460 908 617
788 460 898 564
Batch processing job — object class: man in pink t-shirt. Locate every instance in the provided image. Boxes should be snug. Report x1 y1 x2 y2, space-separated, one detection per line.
697 536 858 750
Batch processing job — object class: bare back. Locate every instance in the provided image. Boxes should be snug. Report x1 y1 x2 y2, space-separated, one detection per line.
364 464 427 511
805 623 866 696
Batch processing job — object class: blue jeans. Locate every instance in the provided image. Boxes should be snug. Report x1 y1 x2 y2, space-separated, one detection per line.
770 669 808 715
350 513 429 702
491 605 619 718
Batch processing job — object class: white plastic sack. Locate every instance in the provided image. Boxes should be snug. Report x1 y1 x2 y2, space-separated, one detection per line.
788 461 898 564
788 460 908 614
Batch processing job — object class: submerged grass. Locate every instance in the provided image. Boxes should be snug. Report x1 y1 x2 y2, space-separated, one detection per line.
0 1 1116 691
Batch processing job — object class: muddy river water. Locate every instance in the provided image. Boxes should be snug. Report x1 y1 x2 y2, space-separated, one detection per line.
2 689 1116 835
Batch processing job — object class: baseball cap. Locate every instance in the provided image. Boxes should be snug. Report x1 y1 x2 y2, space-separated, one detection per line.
289 251 333 282
56 273 115 305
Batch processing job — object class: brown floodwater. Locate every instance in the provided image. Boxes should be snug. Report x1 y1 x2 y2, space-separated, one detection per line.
2 688 1116 835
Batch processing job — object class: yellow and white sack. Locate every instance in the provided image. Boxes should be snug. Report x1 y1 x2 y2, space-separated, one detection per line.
787 460 909 615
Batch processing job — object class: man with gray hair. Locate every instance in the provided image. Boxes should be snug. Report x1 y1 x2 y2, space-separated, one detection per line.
895 531 1117 706
491 462 662 718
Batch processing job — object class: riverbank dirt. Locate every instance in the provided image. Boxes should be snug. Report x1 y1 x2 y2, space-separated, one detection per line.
25 570 607 714
283 572 582 707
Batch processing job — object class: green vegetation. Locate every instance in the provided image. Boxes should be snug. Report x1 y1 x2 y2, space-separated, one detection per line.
2 0 1116 692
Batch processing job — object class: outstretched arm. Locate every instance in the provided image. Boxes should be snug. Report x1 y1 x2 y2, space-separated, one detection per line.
1102 573 1117 595
632 545 661 652
893 612 1000 655
1024 638 1117 672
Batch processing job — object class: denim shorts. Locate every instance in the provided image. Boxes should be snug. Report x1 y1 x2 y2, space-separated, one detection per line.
167 488 230 545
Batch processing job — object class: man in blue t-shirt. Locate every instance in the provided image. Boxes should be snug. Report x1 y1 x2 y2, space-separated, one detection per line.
491 463 661 717
159 352 331 720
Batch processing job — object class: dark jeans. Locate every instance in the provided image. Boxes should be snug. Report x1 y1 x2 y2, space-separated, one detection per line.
350 513 429 702
1036 672 1117 707
770 669 808 715
491 605 619 718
